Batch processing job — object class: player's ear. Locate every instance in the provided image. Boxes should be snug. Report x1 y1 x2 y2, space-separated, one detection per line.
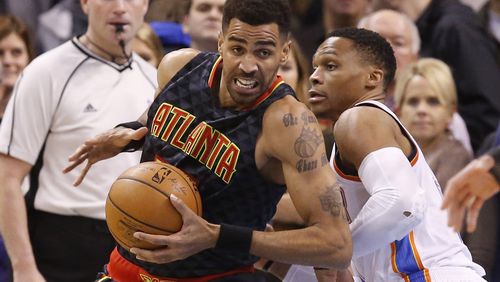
367 68 383 88
217 32 224 56
80 0 89 14
280 38 291 64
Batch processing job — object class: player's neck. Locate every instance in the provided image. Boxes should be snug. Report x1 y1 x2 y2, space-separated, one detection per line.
80 33 130 65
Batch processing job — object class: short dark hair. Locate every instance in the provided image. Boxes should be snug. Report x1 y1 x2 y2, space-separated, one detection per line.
327 27 396 88
222 0 291 38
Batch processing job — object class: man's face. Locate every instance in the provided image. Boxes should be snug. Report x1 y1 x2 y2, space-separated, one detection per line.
0 33 29 88
183 0 225 50
81 0 148 45
324 0 370 16
309 37 368 121
219 19 290 107
365 12 417 73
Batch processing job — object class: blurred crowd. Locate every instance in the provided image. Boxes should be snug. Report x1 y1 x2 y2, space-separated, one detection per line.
0 0 499 281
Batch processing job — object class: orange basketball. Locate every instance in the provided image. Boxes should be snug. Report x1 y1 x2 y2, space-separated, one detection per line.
105 161 202 251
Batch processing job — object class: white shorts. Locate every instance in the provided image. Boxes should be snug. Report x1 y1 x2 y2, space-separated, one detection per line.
428 267 486 282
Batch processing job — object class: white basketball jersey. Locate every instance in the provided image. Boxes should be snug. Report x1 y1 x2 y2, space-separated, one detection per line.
331 101 485 282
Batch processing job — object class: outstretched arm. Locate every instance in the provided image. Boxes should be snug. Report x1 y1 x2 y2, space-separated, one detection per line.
442 148 500 233
63 49 200 185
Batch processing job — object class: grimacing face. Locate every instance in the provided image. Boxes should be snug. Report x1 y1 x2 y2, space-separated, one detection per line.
81 0 148 47
309 37 369 121
399 75 453 144
0 33 29 88
218 18 290 106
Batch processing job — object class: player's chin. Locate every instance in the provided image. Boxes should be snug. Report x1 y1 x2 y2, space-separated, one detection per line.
309 103 327 117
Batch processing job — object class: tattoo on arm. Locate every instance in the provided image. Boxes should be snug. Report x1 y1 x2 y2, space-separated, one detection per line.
301 112 317 125
296 159 318 173
283 113 298 127
294 126 323 158
319 183 346 219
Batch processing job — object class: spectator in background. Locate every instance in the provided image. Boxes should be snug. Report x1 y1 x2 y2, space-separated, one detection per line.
394 58 498 280
479 0 500 43
0 0 156 281
132 23 164 67
358 9 419 110
394 58 471 190
0 14 34 123
478 0 500 64
149 0 225 54
375 0 500 151
358 9 473 156
290 0 371 62
146 0 188 23
322 0 372 34
0 13 35 282
37 0 88 52
182 0 225 52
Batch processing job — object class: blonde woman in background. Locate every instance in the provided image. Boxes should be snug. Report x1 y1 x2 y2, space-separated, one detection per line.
132 23 164 67
394 58 471 190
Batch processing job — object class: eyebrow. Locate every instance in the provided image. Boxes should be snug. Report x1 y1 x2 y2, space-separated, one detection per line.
317 49 338 56
228 36 277 47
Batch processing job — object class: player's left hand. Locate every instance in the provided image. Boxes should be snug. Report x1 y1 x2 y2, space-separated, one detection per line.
130 195 219 264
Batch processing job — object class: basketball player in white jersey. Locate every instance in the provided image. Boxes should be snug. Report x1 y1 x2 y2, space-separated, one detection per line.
308 27 485 281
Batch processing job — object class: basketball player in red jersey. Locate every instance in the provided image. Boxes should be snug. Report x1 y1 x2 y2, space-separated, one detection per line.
64 0 352 281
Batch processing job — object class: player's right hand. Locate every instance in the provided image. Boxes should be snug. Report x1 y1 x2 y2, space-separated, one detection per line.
63 126 148 186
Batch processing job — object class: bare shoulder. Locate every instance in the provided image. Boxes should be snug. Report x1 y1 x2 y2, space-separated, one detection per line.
263 96 310 127
334 106 400 168
334 106 393 136
156 48 201 94
262 96 323 157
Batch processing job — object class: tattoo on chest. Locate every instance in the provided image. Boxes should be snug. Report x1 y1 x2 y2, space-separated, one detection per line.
319 183 346 219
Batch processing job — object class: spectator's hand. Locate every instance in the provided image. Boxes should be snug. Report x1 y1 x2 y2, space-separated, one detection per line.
63 126 148 186
13 267 46 282
442 154 500 232
129 195 218 264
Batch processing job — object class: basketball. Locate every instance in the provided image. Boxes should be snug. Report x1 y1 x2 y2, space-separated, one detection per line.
105 161 202 251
